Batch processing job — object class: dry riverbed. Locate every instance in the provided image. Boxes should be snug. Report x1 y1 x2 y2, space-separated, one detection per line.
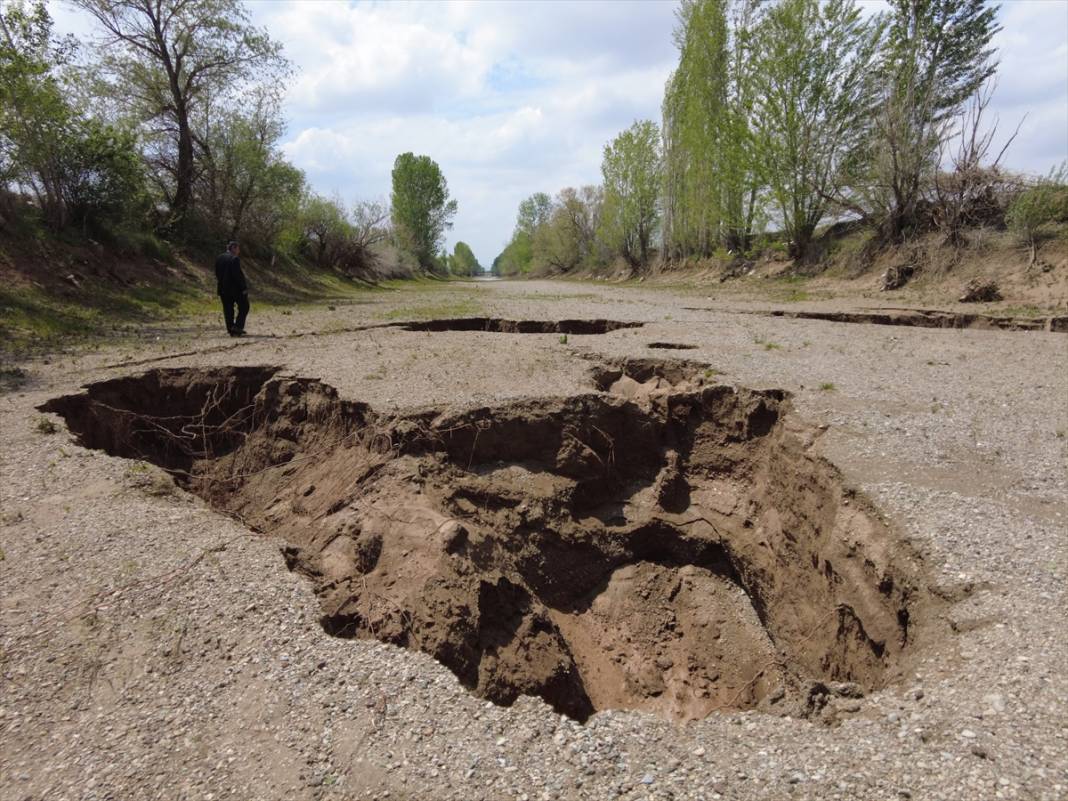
2 279 1066 801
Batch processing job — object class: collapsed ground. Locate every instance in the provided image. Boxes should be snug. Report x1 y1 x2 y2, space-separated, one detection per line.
41 358 929 723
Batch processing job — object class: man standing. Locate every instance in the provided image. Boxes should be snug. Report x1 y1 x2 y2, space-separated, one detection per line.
214 241 249 337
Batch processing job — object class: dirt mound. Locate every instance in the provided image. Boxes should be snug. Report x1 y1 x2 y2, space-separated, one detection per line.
397 318 643 334
41 367 929 722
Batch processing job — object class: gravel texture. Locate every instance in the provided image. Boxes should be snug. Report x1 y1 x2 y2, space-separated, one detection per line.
2 278 1066 801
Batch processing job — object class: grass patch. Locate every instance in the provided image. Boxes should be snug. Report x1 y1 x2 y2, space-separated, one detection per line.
995 305 1048 318
34 416 58 434
818 382 837 392
381 297 485 320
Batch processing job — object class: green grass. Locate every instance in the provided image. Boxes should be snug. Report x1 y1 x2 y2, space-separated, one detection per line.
818 382 837 392
753 336 783 351
381 296 485 320
34 416 58 434
995 305 1048 318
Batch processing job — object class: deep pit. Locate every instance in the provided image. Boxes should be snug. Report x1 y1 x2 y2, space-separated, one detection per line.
396 318 644 334
42 364 929 722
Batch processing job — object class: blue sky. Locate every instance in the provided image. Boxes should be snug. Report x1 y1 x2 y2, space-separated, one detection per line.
51 0 1068 267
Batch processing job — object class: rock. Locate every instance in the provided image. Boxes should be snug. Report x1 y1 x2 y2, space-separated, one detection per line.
830 681 864 698
882 264 915 291
958 279 1002 303
982 693 1006 713
640 773 654 785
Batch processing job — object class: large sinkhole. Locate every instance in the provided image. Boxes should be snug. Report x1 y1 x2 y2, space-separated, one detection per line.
41 364 928 722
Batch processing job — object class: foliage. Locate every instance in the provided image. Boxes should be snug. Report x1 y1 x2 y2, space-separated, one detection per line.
750 0 883 259
854 0 1002 242
1006 163 1068 263
70 0 289 231
390 152 458 272
599 119 661 268
448 241 481 276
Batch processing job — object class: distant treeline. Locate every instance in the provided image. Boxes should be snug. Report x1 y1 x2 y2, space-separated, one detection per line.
493 0 1067 277
0 0 476 278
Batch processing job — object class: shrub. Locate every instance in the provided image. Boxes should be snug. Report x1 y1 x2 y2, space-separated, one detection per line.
1006 163 1068 263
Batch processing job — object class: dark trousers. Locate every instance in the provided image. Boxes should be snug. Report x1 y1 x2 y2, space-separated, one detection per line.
220 292 249 333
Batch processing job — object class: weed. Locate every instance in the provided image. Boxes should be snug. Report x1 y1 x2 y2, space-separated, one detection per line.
34 416 57 435
703 368 720 379
763 341 782 351
1057 429 1066 439
559 334 568 344
819 382 836 392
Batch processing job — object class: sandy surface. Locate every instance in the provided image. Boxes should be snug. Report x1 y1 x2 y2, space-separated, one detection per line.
2 278 1066 801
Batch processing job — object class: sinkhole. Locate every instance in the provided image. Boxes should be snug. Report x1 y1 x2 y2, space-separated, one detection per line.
41 363 930 722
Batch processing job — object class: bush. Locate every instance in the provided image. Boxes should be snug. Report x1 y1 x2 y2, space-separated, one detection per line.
1006 163 1068 262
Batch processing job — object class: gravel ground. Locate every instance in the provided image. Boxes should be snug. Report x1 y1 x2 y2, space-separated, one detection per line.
2 278 1066 801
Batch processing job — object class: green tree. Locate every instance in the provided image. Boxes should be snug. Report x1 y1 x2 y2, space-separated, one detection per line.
531 186 604 274
59 117 147 233
662 0 728 258
0 0 75 227
71 0 288 232
449 240 481 276
390 152 458 272
600 120 661 269
196 89 298 243
751 0 883 258
515 192 553 238
859 0 1001 241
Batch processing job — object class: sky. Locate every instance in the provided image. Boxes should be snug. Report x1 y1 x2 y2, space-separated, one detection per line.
50 0 1068 268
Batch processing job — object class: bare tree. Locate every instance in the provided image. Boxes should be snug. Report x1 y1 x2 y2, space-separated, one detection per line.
932 80 1020 248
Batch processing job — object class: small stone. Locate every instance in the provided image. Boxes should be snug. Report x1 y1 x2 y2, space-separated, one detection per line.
641 774 654 785
692 747 706 757
970 745 988 759
961 729 977 739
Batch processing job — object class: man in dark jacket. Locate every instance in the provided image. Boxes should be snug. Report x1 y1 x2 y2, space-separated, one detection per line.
214 241 249 336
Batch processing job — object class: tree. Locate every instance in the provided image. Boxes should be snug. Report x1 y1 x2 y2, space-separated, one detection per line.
59 117 147 233
195 88 298 243
515 192 553 238
661 0 729 259
449 241 481 276
70 0 288 232
600 120 661 268
858 0 1001 241
390 152 457 272
751 0 883 258
298 194 350 266
0 0 75 227
531 186 604 273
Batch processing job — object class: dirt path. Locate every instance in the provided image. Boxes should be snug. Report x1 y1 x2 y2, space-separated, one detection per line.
2 279 1066 801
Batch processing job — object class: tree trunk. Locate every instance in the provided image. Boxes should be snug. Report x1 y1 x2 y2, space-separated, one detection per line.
172 102 194 230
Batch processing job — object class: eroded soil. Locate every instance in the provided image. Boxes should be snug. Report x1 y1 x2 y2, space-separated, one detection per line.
42 358 929 723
